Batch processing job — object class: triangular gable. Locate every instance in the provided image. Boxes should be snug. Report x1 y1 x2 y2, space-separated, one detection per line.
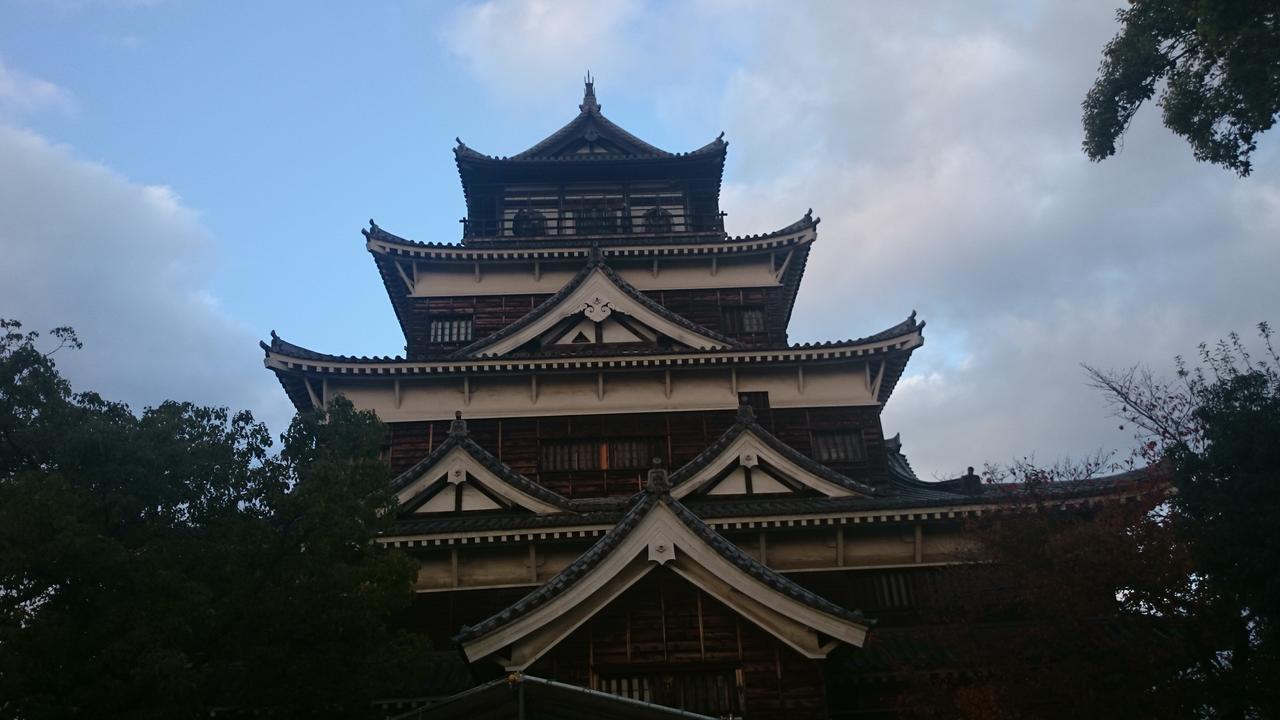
454 257 737 358
391 415 572 516
455 471 870 670
669 405 879 500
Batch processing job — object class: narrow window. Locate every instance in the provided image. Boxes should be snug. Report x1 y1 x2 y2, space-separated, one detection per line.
723 306 767 335
811 429 863 463
429 317 473 344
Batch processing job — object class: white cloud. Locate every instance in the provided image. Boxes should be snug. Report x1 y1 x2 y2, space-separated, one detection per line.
442 0 642 102
0 123 294 434
441 0 1280 479
0 58 75 116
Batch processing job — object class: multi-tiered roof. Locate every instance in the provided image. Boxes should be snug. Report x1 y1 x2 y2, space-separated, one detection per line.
261 80 1161 717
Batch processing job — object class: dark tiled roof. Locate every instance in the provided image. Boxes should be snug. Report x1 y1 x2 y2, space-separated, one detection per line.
362 212 815 252
668 404 881 497
389 418 574 513
453 492 659 643
453 81 725 164
451 249 742 358
261 309 921 367
452 486 870 646
381 465 1164 539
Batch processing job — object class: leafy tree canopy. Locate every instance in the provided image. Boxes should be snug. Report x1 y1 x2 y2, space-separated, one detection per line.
0 320 428 720
1083 0 1280 176
906 324 1280 719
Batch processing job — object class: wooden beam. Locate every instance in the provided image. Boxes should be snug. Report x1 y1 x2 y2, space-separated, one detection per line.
597 371 605 400
321 378 329 409
871 360 886 400
473 261 481 283
528 544 538 583
914 522 924 563
759 532 768 564
730 368 738 396
533 260 541 281
394 261 414 293
450 547 459 588
797 365 805 394
664 369 672 398
530 374 538 404
305 378 322 409
774 248 796 281
710 257 718 276
463 376 471 406
836 526 845 567
697 591 706 660
651 258 659 278
393 379 402 409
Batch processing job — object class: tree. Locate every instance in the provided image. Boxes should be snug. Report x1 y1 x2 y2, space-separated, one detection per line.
1082 0 1280 176
0 320 428 720
901 324 1280 718
1089 324 1280 717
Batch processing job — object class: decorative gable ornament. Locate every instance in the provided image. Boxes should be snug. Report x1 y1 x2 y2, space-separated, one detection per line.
582 297 613 322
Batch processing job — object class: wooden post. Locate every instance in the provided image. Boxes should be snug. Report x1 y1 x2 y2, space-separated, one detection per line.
836 526 845 567
914 522 924 563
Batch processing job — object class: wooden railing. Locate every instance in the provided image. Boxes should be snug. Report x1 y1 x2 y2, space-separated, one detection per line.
595 667 744 717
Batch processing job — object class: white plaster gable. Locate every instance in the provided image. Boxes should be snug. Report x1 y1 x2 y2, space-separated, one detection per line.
671 429 867 499
466 267 732 357
459 500 869 669
396 445 565 515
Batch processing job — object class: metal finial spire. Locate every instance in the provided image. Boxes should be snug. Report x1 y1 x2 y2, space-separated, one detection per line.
580 71 600 113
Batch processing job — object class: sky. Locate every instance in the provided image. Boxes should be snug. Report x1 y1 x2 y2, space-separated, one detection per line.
1 0 1276 479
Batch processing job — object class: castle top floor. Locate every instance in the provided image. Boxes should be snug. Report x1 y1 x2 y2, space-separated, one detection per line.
453 78 728 241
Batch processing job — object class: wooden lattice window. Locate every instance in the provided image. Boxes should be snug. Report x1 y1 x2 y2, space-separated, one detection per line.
574 205 620 235
512 208 547 237
722 306 766 335
811 429 864 463
540 437 661 471
429 317 473 344
642 206 674 234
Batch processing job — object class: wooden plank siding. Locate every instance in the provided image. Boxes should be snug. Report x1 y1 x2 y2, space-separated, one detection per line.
386 405 890 496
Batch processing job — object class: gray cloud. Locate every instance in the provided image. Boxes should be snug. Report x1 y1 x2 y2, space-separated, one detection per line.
448 0 1279 478
0 123 294 434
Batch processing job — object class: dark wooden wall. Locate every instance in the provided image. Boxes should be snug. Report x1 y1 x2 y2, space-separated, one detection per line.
404 286 789 357
387 405 888 496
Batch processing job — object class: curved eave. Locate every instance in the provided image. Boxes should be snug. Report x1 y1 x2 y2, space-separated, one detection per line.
378 465 1168 543
264 314 919 377
363 214 818 340
454 138 726 164
363 212 813 256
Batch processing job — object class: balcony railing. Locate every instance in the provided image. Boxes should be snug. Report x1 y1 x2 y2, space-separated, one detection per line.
461 209 726 239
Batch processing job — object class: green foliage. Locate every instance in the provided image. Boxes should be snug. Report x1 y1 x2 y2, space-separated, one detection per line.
1082 0 1280 176
0 320 428 720
908 325 1280 718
